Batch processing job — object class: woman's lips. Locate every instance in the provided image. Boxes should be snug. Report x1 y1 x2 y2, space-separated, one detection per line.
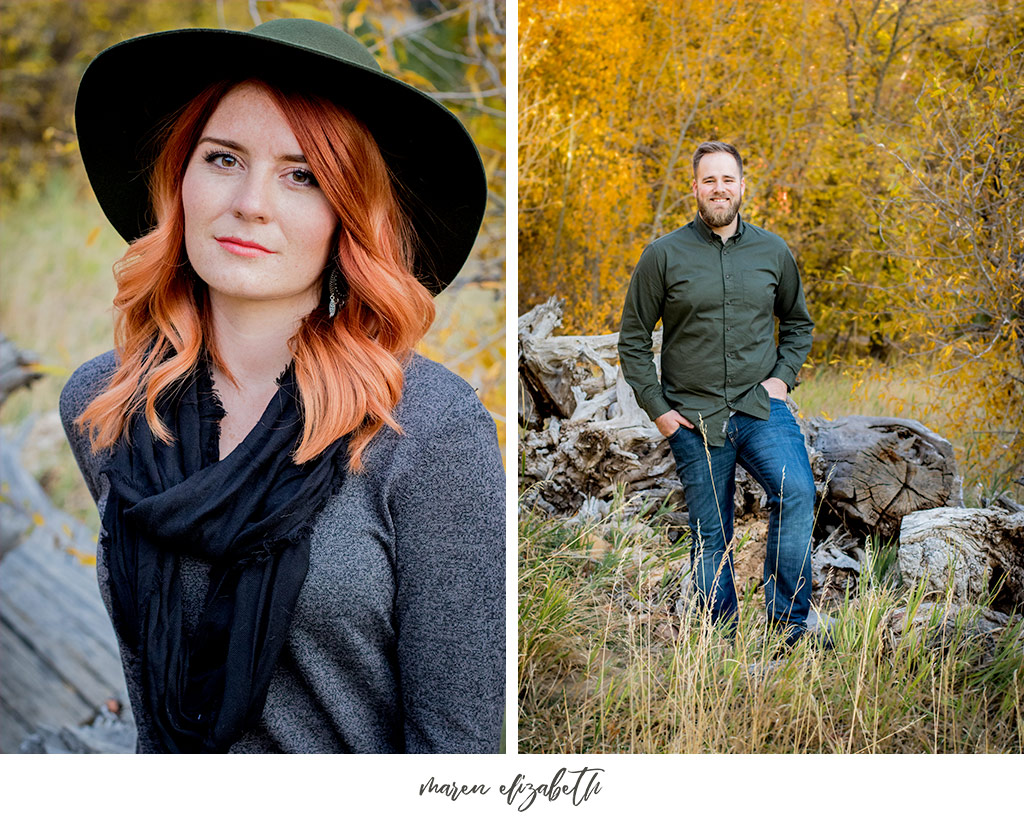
216 236 274 257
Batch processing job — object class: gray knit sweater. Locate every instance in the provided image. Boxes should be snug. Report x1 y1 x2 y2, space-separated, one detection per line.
60 350 505 753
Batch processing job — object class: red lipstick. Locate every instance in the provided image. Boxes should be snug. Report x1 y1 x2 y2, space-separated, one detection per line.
216 236 273 257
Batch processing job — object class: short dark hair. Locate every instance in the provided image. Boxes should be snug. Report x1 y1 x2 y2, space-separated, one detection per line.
692 141 743 179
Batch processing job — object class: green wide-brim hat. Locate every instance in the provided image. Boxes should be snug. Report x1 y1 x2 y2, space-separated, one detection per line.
75 18 487 295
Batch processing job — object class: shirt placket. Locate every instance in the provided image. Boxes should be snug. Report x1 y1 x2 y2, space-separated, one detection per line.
721 237 738 406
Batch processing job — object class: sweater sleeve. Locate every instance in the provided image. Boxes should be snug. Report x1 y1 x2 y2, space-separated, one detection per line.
390 390 505 753
58 351 155 751
58 350 117 507
618 242 672 421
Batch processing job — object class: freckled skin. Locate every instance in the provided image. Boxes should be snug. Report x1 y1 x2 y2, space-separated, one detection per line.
181 82 339 318
180 82 341 458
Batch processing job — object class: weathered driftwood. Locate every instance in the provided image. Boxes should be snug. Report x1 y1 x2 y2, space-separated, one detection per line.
520 297 657 427
899 507 1024 610
0 333 43 409
810 527 863 598
1 334 47 563
518 299 976 605
519 299 961 539
19 703 136 754
806 416 962 538
0 332 133 753
0 441 132 752
520 300 686 520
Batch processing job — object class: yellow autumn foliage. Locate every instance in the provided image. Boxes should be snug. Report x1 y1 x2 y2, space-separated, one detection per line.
520 0 1023 487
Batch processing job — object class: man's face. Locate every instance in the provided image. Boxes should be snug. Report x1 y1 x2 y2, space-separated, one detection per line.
692 152 744 228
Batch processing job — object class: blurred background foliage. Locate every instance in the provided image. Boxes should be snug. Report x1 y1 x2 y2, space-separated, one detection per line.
519 0 1023 496
0 0 505 526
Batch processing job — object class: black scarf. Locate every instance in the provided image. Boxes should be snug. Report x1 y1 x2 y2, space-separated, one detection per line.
101 358 347 753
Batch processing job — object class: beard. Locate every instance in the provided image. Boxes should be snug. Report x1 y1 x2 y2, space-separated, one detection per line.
697 191 741 228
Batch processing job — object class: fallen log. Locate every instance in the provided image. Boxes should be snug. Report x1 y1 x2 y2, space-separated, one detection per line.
883 602 1022 664
518 300 961 532
0 332 132 753
518 299 969 604
0 434 132 753
20 703 135 754
899 507 1024 610
806 416 962 538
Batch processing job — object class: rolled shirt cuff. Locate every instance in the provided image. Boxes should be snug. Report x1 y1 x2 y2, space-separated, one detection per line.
768 363 798 392
641 393 673 423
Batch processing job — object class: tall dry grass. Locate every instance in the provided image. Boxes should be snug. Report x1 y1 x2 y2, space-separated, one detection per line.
518 494 1024 753
518 330 1023 754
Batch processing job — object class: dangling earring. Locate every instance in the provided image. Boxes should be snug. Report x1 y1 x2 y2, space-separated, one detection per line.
328 266 348 318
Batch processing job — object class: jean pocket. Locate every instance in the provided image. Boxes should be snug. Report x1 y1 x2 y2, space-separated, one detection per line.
768 398 799 427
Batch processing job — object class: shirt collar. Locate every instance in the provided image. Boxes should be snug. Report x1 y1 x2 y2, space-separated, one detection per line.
693 211 746 244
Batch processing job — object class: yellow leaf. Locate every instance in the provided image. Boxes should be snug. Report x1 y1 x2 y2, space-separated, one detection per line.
86 226 101 247
397 68 433 90
27 362 68 377
346 0 368 30
278 3 333 24
66 547 97 566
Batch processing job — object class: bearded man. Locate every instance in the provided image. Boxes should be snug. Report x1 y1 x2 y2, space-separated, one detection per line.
618 141 817 645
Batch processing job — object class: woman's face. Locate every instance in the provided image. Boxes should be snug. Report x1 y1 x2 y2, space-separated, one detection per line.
181 82 338 314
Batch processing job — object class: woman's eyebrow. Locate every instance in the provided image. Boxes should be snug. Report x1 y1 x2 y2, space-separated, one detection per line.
197 135 307 163
198 136 244 151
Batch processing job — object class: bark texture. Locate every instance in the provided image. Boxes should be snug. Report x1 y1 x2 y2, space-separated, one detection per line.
807 415 962 537
899 507 1024 610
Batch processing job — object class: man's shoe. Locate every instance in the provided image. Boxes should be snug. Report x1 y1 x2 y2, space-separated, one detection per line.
766 613 836 654
804 612 836 652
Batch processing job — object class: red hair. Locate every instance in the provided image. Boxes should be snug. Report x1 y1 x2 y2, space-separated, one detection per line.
78 79 436 470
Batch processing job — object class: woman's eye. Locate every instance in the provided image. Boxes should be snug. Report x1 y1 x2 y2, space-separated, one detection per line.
203 151 238 168
289 169 318 187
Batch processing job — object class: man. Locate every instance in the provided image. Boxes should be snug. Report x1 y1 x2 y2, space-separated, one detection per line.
618 141 816 644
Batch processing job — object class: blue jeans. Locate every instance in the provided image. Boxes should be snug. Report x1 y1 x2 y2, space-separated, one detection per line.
667 399 815 640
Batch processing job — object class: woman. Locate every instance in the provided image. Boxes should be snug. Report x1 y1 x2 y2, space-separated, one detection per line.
59 18 504 754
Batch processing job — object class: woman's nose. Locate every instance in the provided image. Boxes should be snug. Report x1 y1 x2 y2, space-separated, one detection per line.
231 173 271 223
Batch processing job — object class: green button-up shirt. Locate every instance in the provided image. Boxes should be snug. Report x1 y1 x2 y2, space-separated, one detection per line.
617 213 814 447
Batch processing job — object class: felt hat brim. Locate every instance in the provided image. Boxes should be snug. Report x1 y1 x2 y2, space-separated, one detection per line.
75 18 487 295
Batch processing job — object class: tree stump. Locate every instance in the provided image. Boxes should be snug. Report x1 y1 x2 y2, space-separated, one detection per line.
806 416 962 538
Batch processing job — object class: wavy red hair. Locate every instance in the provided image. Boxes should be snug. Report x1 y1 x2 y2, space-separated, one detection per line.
78 78 436 470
